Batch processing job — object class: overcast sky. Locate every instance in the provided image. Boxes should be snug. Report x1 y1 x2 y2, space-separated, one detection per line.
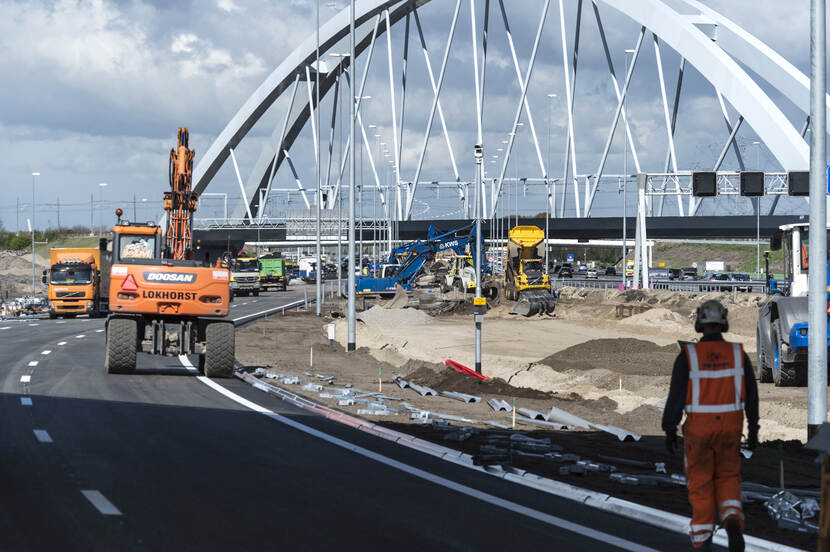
0 0 824 230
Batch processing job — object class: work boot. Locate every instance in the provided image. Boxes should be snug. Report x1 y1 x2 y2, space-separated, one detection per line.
725 518 745 552
691 538 712 551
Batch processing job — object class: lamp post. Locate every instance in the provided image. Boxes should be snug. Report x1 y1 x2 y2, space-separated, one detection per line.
98 183 108 237
546 93 557 276
31 172 39 296
347 0 356 351
752 140 761 277
622 48 635 288
474 144 483 374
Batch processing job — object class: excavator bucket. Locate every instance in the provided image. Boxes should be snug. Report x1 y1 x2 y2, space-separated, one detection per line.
512 290 556 317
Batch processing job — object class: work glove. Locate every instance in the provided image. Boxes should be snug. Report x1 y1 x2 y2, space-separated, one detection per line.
665 431 679 456
747 425 759 450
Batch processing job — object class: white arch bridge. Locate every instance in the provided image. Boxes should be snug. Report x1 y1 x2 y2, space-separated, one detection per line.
191 0 830 225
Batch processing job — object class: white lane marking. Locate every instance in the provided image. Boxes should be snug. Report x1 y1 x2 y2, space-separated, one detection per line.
81 490 122 516
252 300 258 303
230 305 238 308
178 357 655 552
57 341 67 346
95 329 105 333
75 335 85 339
28 323 39 327
33 429 53 443
27 361 38 367
241 302 249 305
20 375 31 383
41 350 51 355
0 326 11 330
56 321 66 324
20 397 32 406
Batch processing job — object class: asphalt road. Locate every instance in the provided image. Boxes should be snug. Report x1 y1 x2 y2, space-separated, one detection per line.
0 285 713 551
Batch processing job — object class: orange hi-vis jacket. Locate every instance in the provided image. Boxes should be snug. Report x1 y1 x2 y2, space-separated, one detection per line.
683 340 746 429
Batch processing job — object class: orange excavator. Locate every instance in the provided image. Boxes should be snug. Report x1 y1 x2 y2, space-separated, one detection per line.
105 128 234 377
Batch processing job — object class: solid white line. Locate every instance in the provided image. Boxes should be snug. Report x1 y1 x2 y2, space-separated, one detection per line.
81 490 122 515
177 356 656 552
20 397 32 406
41 350 51 355
20 375 31 383
27 361 38 367
75 335 85 338
33 429 53 443
57 341 67 346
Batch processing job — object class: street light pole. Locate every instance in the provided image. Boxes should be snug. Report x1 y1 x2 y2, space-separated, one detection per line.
98 183 108 238
752 141 761 277
474 145 483 374
315 0 323 316
31 172 39 296
622 49 635 288
347 0 357 351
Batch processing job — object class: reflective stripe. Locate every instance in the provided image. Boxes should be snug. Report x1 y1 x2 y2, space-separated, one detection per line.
719 499 742 510
687 344 701 407
687 402 745 413
691 531 713 543
690 523 715 531
694 368 743 378
720 508 744 522
732 343 743 410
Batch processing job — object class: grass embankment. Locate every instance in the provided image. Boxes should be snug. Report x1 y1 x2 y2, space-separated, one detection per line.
652 242 785 278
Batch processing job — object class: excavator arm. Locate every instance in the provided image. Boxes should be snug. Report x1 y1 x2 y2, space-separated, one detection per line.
164 128 198 260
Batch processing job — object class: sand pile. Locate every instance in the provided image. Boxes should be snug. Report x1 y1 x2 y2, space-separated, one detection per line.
619 307 689 330
357 305 434 326
539 338 678 377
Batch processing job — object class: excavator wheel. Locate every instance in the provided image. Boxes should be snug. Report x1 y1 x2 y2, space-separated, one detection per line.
203 321 235 378
105 317 137 374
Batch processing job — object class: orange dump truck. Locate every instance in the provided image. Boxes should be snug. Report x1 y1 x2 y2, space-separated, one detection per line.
44 241 111 319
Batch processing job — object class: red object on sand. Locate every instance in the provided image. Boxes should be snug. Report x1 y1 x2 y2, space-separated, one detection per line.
445 359 490 380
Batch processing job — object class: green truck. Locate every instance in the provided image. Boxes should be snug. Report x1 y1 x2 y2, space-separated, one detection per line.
259 253 287 291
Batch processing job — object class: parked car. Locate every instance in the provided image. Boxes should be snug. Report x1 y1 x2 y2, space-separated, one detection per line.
729 273 752 292
680 267 698 280
704 272 732 282
604 266 617 276
577 264 588 274
648 267 669 280
586 267 598 279
668 268 682 280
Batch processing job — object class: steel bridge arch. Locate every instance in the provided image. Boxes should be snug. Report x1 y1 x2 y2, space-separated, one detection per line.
193 0 819 221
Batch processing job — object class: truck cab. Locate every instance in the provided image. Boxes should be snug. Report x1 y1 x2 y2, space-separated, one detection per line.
756 222 830 386
229 257 262 297
44 240 110 318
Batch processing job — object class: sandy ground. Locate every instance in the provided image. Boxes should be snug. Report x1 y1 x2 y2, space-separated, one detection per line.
327 288 813 443
0 251 49 297
235 308 819 549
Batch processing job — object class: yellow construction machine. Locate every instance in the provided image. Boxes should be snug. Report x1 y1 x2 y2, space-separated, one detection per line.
504 225 556 316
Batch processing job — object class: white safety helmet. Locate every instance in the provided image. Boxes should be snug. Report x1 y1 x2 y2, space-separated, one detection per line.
694 299 728 333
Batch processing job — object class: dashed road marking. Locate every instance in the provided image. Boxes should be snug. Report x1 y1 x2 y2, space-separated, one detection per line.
20 375 31 383
252 300 258 303
81 490 122 516
56 321 66 324
57 341 67 346
20 397 32 406
0 326 11 330
33 430 53 443
41 350 51 355
95 329 105 333
27 361 38 367
28 323 39 327
75 335 85 339
242 302 249 305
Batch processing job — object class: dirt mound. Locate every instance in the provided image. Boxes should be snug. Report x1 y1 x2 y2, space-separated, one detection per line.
357 305 434 326
405 365 554 400
618 307 689 329
539 338 679 377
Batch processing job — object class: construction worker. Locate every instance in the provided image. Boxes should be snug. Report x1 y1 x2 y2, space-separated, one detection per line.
662 300 759 552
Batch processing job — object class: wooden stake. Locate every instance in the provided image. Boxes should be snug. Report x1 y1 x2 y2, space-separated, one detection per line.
512 397 516 429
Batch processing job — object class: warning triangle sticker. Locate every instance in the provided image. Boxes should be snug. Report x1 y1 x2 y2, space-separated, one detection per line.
121 273 138 292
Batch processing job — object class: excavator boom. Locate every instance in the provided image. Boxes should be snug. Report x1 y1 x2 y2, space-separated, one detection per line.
164 128 197 260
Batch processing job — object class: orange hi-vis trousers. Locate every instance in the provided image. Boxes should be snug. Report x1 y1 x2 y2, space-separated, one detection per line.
684 414 744 548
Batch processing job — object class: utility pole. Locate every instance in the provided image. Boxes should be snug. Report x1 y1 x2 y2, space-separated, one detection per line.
31 172 39 296
315 0 322 317
56 197 61 232
474 145 484 374
347 0 357 351
90 194 94 236
807 0 827 439
16 197 19 233
133 194 137 220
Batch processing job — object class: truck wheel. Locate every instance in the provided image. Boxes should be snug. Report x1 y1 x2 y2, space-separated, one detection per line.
203 321 235 378
253 290 260 297
105 317 137 374
757 327 773 383
772 321 806 387
48 313 56 320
